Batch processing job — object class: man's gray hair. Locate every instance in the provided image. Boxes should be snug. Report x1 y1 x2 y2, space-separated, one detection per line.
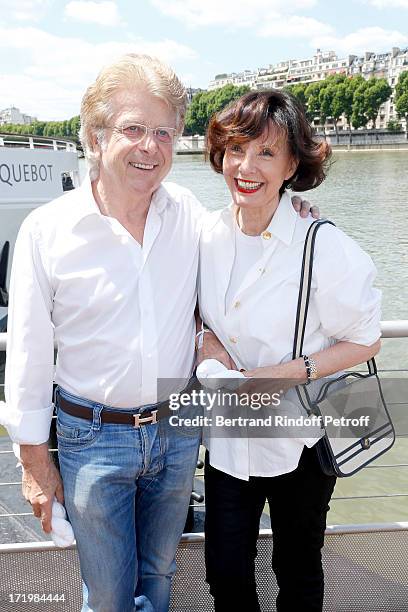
79 53 188 179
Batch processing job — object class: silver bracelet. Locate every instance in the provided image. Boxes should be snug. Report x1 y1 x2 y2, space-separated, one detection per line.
302 354 318 383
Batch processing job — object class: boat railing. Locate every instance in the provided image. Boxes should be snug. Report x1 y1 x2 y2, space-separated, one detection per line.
0 320 407 610
1 318 407 351
0 133 78 152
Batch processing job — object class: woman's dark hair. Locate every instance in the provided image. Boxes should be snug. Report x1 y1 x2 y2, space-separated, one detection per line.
206 89 331 192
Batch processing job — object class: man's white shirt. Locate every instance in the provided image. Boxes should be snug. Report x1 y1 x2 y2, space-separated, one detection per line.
199 191 382 480
4 177 203 444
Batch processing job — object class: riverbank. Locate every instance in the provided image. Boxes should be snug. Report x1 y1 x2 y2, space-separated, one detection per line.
175 145 408 154
325 130 408 151
331 143 408 151
175 131 408 154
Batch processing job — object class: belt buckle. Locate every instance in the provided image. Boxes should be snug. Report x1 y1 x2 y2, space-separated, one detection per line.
133 410 158 428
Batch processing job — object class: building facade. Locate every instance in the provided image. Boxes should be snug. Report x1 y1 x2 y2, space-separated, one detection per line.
0 106 37 126
256 50 350 91
208 70 257 91
348 47 408 129
208 47 408 131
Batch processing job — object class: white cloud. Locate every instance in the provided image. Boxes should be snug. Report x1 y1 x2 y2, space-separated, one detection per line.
0 0 51 22
312 26 408 55
151 0 317 29
366 0 408 7
259 15 333 39
0 26 197 119
64 1 124 27
0 73 81 122
151 0 332 44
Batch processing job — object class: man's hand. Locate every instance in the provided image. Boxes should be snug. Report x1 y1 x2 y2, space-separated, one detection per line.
20 443 64 534
197 330 237 371
291 195 320 219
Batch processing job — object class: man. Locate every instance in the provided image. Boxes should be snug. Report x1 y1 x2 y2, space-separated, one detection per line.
3 54 315 612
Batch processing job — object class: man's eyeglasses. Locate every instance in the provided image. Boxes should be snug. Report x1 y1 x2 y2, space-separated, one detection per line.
109 123 177 145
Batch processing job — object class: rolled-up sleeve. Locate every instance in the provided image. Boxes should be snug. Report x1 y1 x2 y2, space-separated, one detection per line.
313 226 381 346
2 215 55 444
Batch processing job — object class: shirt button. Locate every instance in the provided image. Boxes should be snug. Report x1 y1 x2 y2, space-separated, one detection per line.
262 231 271 240
229 336 238 344
234 301 241 309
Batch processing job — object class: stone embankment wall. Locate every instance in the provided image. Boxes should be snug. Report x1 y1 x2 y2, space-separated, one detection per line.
323 130 408 150
176 136 205 154
176 132 408 153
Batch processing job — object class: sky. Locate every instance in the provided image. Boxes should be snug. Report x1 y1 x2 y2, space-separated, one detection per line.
0 0 407 121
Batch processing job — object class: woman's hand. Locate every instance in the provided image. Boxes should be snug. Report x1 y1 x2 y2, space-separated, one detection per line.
291 195 320 219
197 330 237 371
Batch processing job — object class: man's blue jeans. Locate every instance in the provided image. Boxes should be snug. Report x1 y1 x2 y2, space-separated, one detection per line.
56 387 201 612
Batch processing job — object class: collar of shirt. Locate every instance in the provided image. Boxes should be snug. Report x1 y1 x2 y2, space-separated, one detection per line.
265 190 298 247
214 190 298 248
68 173 171 229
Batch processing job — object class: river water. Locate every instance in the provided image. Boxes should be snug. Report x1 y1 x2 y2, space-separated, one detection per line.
0 151 407 542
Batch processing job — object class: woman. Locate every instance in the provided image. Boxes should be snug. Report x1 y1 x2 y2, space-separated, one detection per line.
198 90 381 612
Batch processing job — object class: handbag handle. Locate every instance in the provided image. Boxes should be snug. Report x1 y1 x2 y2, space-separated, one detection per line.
292 219 377 375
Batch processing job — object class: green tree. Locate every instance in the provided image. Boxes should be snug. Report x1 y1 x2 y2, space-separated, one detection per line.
387 119 402 132
304 81 327 133
351 79 370 129
342 75 365 139
184 91 207 135
283 83 308 115
42 122 51 137
363 78 392 128
30 121 46 136
51 122 63 137
1 118 83 142
184 85 250 135
212 84 250 115
69 116 81 139
395 71 408 139
318 74 347 142
2 123 23 135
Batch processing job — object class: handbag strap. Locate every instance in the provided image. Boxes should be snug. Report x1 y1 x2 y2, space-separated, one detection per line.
292 219 377 375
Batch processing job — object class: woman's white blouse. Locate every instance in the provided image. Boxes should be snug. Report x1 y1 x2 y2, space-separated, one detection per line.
198 191 382 480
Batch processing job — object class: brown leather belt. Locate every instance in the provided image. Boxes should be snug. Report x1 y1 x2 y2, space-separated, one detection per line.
57 395 171 428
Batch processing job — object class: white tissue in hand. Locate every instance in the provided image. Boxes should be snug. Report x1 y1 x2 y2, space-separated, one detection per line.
52 500 67 519
8 443 74 547
51 500 75 548
51 517 74 548
196 359 245 390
